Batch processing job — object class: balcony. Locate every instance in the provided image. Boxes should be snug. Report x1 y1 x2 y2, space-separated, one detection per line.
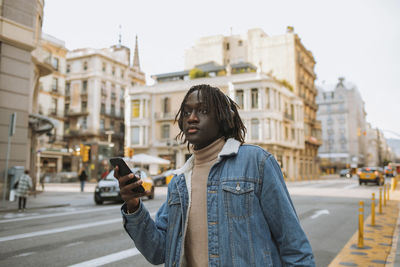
65 110 89 117
284 112 294 121
154 112 176 121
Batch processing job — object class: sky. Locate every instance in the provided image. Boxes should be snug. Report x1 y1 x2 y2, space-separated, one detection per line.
43 0 400 139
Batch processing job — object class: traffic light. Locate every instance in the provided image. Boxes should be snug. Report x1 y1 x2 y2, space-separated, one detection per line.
129 148 134 157
82 145 90 162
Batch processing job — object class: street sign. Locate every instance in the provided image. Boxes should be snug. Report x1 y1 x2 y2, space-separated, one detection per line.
9 112 16 136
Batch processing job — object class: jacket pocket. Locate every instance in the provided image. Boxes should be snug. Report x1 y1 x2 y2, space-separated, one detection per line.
222 181 254 219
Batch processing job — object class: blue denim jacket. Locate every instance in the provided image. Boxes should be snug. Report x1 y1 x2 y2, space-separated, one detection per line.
121 139 315 266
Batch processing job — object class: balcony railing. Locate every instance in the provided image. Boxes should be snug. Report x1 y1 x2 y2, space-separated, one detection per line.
154 112 176 120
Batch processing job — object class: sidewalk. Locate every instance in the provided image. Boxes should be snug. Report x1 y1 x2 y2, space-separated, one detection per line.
329 176 400 267
0 182 97 213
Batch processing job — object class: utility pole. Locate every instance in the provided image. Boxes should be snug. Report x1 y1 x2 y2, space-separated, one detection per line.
2 113 16 207
376 128 382 167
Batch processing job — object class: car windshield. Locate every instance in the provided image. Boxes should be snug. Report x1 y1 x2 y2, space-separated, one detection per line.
361 167 376 173
105 168 148 181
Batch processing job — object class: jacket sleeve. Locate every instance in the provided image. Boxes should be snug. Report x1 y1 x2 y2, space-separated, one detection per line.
259 154 315 266
121 198 168 265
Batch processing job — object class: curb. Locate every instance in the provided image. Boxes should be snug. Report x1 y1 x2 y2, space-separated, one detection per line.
328 187 400 266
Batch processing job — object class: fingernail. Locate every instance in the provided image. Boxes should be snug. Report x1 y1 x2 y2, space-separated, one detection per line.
129 174 134 178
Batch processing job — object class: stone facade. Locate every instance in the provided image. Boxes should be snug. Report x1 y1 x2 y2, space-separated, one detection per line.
127 71 305 180
64 44 145 179
316 78 368 170
184 27 321 179
0 0 45 197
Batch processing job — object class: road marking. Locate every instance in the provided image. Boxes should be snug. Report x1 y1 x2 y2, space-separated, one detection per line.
0 206 118 224
0 218 121 242
0 211 157 243
15 252 36 257
310 209 330 219
343 184 359 190
65 241 84 247
68 248 140 267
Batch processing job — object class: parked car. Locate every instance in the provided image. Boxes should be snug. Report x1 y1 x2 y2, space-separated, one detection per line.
94 167 154 205
384 166 395 177
152 169 175 186
339 169 352 178
358 167 385 185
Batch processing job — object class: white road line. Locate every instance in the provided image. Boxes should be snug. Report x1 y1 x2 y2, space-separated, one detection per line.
0 218 121 243
0 211 157 243
0 206 118 224
310 209 330 219
15 252 36 257
343 184 359 190
68 248 140 267
65 241 84 247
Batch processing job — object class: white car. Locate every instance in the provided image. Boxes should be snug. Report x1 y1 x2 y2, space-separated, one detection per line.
94 168 154 205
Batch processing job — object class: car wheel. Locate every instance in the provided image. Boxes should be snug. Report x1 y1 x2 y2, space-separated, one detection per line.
359 180 362 185
148 187 155 200
94 194 103 205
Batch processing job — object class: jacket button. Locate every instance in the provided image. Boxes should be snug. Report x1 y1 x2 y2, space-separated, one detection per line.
236 183 241 191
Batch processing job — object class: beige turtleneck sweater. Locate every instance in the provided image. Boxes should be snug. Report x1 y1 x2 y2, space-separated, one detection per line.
184 137 225 267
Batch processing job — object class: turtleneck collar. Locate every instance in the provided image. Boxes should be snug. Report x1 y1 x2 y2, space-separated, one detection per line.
193 137 225 165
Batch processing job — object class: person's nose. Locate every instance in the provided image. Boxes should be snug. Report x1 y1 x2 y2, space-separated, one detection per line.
187 110 199 123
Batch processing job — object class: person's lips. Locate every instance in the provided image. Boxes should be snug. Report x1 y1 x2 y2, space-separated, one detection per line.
187 127 199 134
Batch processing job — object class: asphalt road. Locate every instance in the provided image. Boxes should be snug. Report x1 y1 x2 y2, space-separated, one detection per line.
0 177 387 266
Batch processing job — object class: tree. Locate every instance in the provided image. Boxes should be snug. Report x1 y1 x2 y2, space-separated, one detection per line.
189 68 208 79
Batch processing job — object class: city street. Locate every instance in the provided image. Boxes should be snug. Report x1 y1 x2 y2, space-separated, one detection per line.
0 177 393 266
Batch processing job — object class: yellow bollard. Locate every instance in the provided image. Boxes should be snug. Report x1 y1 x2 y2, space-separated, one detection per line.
371 193 375 226
358 201 364 248
383 185 387 207
379 188 383 214
387 183 390 200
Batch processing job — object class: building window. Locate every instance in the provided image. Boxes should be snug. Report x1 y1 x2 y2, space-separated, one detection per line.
163 97 170 114
238 40 243 46
132 100 140 118
235 90 244 109
52 78 58 92
251 119 260 140
82 80 87 93
81 117 87 129
101 82 106 96
226 42 230 50
110 120 115 129
51 98 57 115
102 62 106 72
100 119 105 131
112 66 115 76
111 104 115 115
65 82 70 95
132 126 140 144
52 57 59 71
81 101 87 112
121 70 124 78
83 61 88 71
251 88 259 109
64 103 69 113
66 64 70 73
101 103 106 114
161 124 170 139
120 87 125 99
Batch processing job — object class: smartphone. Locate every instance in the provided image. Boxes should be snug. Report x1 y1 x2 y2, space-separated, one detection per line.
109 157 145 193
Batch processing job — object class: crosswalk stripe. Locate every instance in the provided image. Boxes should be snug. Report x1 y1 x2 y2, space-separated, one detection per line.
68 248 141 267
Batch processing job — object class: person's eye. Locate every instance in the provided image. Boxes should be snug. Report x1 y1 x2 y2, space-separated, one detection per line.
183 110 191 117
199 108 208 114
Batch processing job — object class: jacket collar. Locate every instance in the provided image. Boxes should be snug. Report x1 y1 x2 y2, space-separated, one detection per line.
174 138 241 175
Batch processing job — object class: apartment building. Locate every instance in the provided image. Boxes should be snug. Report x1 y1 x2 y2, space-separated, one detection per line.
184 27 321 179
316 77 368 171
64 40 145 179
36 33 70 175
127 68 305 180
0 0 51 195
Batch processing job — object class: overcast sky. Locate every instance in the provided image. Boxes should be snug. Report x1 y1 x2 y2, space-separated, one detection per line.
43 0 400 138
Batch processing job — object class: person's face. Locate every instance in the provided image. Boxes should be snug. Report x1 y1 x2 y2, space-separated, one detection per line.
182 90 221 150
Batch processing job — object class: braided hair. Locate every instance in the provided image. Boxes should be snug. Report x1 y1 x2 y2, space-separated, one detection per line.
175 84 246 147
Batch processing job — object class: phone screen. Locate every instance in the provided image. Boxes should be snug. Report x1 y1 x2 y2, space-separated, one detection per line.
109 158 145 194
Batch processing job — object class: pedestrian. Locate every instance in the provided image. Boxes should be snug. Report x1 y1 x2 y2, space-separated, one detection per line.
78 167 87 192
116 84 315 266
14 170 33 212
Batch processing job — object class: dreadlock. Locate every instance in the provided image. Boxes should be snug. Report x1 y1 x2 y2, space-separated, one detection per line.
175 84 246 147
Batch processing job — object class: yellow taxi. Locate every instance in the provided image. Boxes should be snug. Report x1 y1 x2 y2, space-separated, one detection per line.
384 166 395 177
358 167 385 186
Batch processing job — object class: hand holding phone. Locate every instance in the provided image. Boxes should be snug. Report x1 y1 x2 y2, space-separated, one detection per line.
110 157 145 194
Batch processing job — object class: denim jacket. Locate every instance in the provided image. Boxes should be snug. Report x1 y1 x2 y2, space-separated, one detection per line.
121 139 315 266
